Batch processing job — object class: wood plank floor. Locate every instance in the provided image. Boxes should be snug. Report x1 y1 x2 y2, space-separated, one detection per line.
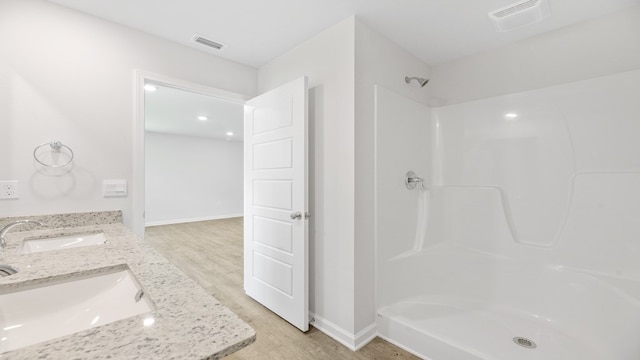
145 218 419 360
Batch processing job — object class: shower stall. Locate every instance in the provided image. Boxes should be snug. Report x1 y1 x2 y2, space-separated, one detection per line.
374 70 640 360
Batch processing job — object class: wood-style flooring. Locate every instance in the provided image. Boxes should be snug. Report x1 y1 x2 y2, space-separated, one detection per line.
144 218 419 360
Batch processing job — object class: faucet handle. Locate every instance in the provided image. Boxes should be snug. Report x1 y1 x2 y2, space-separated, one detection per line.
0 264 18 276
0 220 47 249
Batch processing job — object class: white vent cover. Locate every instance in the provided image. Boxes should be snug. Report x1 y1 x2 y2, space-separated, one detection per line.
488 0 551 32
191 34 225 50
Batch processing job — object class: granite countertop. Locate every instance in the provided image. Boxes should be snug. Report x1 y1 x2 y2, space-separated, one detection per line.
0 212 255 359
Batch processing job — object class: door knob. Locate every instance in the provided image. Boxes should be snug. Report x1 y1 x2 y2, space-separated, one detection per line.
290 211 302 220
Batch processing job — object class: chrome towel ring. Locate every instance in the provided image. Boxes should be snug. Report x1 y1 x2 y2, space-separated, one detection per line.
33 141 74 168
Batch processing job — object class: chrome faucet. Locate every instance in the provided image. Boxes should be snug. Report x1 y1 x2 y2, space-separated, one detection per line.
0 220 47 249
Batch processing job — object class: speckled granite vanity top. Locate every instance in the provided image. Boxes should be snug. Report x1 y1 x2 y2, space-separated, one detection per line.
0 211 255 359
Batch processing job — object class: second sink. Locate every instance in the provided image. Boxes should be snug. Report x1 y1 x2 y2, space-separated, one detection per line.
0 265 154 353
16 232 107 254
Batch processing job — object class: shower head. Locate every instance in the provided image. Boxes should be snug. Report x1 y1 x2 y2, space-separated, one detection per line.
405 76 429 87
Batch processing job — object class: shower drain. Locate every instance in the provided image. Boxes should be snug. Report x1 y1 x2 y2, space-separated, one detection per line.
513 337 537 349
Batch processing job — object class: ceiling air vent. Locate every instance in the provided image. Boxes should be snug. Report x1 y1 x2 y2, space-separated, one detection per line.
191 34 225 50
488 0 551 32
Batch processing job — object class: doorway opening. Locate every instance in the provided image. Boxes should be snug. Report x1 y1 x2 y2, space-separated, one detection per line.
132 71 247 237
144 82 244 227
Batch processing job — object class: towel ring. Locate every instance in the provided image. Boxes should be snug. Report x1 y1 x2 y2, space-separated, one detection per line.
33 141 74 168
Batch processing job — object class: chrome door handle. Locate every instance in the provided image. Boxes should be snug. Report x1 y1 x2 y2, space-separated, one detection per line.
290 211 302 220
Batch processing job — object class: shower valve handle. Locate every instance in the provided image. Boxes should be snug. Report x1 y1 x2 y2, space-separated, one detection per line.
405 170 426 190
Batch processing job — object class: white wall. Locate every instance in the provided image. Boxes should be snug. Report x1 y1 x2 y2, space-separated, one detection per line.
353 20 430 338
0 0 256 227
430 5 640 106
145 132 243 225
259 17 357 345
258 16 432 348
374 85 431 307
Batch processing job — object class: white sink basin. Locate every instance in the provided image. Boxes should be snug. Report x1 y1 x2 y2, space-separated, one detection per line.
16 232 107 254
0 266 154 353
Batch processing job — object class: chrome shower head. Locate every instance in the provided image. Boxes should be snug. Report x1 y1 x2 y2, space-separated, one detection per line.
405 76 430 87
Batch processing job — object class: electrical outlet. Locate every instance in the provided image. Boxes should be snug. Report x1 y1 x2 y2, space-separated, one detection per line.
0 180 20 200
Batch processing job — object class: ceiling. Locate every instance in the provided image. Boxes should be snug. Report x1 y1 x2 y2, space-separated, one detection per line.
48 0 638 140
144 83 244 141
49 0 639 68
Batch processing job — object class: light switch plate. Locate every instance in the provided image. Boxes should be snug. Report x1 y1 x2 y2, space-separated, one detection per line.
0 180 20 199
103 179 127 197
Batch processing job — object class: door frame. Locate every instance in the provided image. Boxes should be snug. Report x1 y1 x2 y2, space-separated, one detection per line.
132 70 248 237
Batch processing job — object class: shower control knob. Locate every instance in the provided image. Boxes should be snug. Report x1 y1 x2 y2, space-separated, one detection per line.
290 211 302 220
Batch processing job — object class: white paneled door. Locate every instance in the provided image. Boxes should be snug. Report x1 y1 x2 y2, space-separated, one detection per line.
243 77 309 331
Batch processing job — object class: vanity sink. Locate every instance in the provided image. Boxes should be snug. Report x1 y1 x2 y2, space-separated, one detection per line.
16 232 107 254
0 266 154 353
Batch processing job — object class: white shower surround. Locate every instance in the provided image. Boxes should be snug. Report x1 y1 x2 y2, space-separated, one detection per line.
374 69 640 359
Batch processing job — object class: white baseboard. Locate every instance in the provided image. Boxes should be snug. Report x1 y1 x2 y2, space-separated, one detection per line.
145 213 243 227
354 322 378 350
309 312 377 351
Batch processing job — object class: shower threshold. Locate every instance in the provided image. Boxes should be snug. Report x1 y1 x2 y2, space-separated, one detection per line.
377 298 602 360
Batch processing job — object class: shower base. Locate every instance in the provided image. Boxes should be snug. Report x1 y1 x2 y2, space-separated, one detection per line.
377 297 601 360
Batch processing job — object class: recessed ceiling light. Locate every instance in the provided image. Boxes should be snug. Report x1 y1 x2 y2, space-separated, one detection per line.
226 131 234 136
505 113 518 119
197 116 208 121
144 84 157 92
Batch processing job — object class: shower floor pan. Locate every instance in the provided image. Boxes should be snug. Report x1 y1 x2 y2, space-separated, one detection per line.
378 297 598 360
377 243 640 360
